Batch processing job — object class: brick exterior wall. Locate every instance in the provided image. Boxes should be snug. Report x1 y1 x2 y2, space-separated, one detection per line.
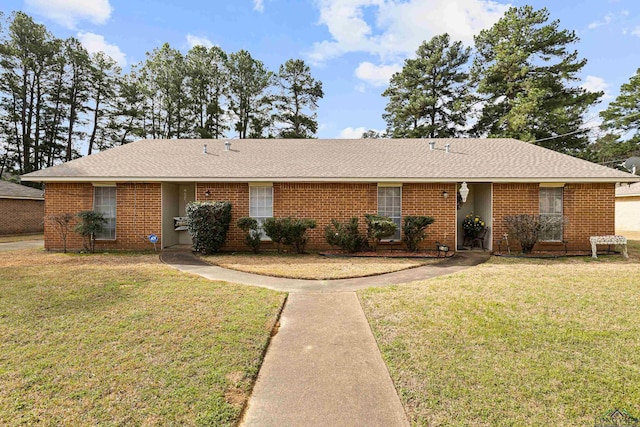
0 198 44 235
492 182 615 251
44 182 161 251
42 181 615 252
196 182 457 251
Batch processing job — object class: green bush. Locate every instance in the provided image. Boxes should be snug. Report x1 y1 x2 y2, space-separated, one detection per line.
237 217 261 253
74 211 107 253
186 201 232 254
263 217 317 254
402 215 435 252
324 217 368 253
364 214 397 250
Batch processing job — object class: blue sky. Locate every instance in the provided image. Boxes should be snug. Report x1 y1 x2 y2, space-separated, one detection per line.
3 0 640 139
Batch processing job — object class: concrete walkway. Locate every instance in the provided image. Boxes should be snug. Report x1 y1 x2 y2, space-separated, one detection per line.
160 250 489 293
161 249 489 427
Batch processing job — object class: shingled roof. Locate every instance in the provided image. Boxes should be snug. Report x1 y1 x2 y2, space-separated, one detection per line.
0 180 44 200
616 182 640 196
21 138 639 183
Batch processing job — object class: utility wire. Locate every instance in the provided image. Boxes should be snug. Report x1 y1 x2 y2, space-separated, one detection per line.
529 111 640 144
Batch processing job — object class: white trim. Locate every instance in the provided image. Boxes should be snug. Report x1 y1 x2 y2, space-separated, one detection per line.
20 176 640 184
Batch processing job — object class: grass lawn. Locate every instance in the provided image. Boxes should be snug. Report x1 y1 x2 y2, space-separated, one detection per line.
359 241 640 426
0 233 43 243
0 249 285 426
203 252 438 279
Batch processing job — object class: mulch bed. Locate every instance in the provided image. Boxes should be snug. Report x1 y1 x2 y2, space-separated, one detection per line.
320 250 454 259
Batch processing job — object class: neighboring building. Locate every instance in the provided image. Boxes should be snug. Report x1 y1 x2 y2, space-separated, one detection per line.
21 138 639 252
0 180 44 235
615 182 640 238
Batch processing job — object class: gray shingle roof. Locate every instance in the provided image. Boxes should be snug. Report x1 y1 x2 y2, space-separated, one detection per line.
0 180 44 199
616 182 640 196
21 138 639 183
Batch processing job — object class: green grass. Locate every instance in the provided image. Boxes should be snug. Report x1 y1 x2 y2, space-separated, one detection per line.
359 243 640 426
203 252 437 279
0 249 285 426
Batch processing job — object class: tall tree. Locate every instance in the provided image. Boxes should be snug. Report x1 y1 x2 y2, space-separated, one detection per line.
185 45 228 139
226 49 273 138
472 6 601 154
63 37 90 161
142 43 189 139
600 67 640 149
274 59 323 138
0 11 59 172
86 51 119 155
109 67 147 145
383 34 472 138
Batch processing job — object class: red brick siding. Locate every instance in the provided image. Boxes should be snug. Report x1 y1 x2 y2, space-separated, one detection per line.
492 182 615 251
563 183 615 249
403 183 457 249
196 182 249 250
43 182 161 251
195 182 457 251
0 198 44 235
43 181 616 252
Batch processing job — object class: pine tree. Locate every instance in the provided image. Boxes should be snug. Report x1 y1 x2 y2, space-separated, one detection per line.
383 34 472 138
275 59 323 138
600 68 640 148
472 6 600 154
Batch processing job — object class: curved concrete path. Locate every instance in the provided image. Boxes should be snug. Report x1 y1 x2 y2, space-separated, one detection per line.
160 250 489 293
161 250 489 427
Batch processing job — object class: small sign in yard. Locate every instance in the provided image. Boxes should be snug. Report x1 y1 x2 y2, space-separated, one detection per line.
148 234 158 251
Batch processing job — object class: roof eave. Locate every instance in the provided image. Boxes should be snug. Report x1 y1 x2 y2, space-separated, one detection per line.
20 176 640 184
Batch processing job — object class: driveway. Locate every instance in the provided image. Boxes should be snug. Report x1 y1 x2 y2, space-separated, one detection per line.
0 239 44 252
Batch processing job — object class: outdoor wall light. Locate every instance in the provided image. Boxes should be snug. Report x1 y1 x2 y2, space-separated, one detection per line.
442 190 449 199
204 189 211 198
459 182 469 203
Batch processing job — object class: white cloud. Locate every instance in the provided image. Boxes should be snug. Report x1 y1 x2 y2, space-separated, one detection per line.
186 34 214 49
77 32 126 66
308 0 509 64
26 0 112 29
338 126 368 138
581 75 612 99
588 13 613 30
632 26 640 37
253 0 264 12
355 61 401 86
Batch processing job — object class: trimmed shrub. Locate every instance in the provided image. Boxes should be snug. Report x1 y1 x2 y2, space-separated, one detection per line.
504 214 566 254
263 217 317 254
74 211 106 253
402 215 435 252
187 201 232 254
364 214 397 250
324 217 368 253
237 217 261 253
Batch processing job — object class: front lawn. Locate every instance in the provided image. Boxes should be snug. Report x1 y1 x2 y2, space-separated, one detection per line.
203 252 438 279
359 244 640 426
0 250 285 426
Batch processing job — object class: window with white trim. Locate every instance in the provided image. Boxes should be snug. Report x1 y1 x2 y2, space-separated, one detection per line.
539 187 563 241
94 186 116 240
249 185 273 239
377 185 402 240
